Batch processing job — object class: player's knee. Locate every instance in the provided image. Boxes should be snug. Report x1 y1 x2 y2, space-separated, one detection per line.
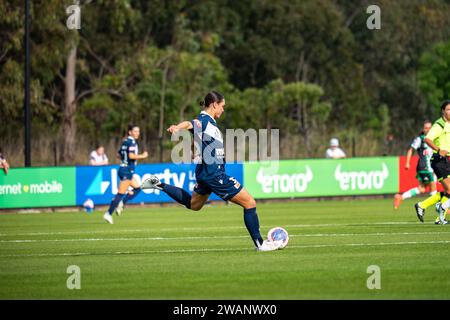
190 203 203 211
246 197 257 209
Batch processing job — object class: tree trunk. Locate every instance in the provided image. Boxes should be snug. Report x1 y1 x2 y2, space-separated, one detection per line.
61 45 77 164
158 62 169 162
295 51 309 83
297 101 311 157
179 102 189 122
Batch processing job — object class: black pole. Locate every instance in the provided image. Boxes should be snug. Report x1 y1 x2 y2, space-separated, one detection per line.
24 0 31 167
352 136 356 157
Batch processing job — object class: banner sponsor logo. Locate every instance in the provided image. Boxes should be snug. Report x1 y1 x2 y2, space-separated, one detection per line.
0 180 64 195
0 158 401 209
334 163 389 191
244 158 398 199
256 166 313 194
0 168 76 209
76 163 243 206
86 170 110 196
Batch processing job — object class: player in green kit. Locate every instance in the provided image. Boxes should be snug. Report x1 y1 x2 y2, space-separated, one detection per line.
394 120 437 210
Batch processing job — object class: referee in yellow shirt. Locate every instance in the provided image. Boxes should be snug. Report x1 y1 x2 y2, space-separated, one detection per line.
416 100 450 224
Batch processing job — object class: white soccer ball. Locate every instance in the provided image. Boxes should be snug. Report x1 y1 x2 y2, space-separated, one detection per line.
83 198 94 213
267 227 289 249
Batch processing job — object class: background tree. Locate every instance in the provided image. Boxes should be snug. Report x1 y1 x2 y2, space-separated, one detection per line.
419 41 450 116
2 0 450 165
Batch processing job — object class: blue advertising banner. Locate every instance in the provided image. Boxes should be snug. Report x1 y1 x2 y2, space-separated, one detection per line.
75 163 244 206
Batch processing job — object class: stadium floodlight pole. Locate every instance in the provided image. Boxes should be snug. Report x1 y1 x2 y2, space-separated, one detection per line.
24 0 31 167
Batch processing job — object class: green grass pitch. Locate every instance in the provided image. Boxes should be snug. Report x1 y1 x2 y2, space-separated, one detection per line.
0 198 449 299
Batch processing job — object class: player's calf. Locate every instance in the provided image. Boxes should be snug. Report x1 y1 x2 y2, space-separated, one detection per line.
143 175 192 209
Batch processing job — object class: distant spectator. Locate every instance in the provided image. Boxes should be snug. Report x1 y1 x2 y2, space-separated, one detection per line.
325 138 346 159
89 145 109 166
0 151 10 174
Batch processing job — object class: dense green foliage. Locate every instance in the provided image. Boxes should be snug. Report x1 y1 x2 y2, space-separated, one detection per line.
1 0 450 165
1 199 450 299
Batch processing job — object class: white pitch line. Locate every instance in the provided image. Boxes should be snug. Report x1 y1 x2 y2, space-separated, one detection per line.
0 221 428 237
290 240 450 249
1 240 450 258
0 231 449 243
0 235 249 243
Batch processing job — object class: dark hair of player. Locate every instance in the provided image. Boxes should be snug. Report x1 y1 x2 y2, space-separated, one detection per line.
127 124 139 134
419 120 432 135
440 100 450 111
199 91 224 108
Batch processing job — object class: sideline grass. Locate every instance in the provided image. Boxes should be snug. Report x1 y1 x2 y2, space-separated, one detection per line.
0 198 449 299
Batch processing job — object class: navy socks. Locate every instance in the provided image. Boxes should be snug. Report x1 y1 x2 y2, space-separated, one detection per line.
244 207 264 247
107 193 125 215
122 187 142 204
160 183 192 209
155 183 263 247
108 187 142 215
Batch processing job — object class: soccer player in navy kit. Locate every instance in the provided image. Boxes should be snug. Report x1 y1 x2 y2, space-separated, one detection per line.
103 124 148 224
142 91 281 251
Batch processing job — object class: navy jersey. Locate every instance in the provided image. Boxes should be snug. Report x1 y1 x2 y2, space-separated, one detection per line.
118 136 139 169
191 111 226 180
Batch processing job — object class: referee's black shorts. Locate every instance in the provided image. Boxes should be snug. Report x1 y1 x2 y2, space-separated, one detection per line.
431 154 450 181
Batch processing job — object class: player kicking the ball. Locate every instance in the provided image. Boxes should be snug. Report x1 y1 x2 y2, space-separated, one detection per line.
142 91 281 251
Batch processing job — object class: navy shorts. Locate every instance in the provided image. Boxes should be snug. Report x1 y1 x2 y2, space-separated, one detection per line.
118 167 134 181
194 173 243 201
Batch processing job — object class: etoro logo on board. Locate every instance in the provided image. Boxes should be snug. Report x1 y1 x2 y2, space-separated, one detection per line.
256 166 313 194
0 181 63 195
334 163 389 191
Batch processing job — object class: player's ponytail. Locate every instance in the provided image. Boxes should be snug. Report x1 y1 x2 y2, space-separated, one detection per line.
201 91 224 109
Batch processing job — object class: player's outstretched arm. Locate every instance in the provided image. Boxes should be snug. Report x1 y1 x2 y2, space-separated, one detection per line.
405 148 414 170
129 151 148 160
167 121 193 134
425 138 448 157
